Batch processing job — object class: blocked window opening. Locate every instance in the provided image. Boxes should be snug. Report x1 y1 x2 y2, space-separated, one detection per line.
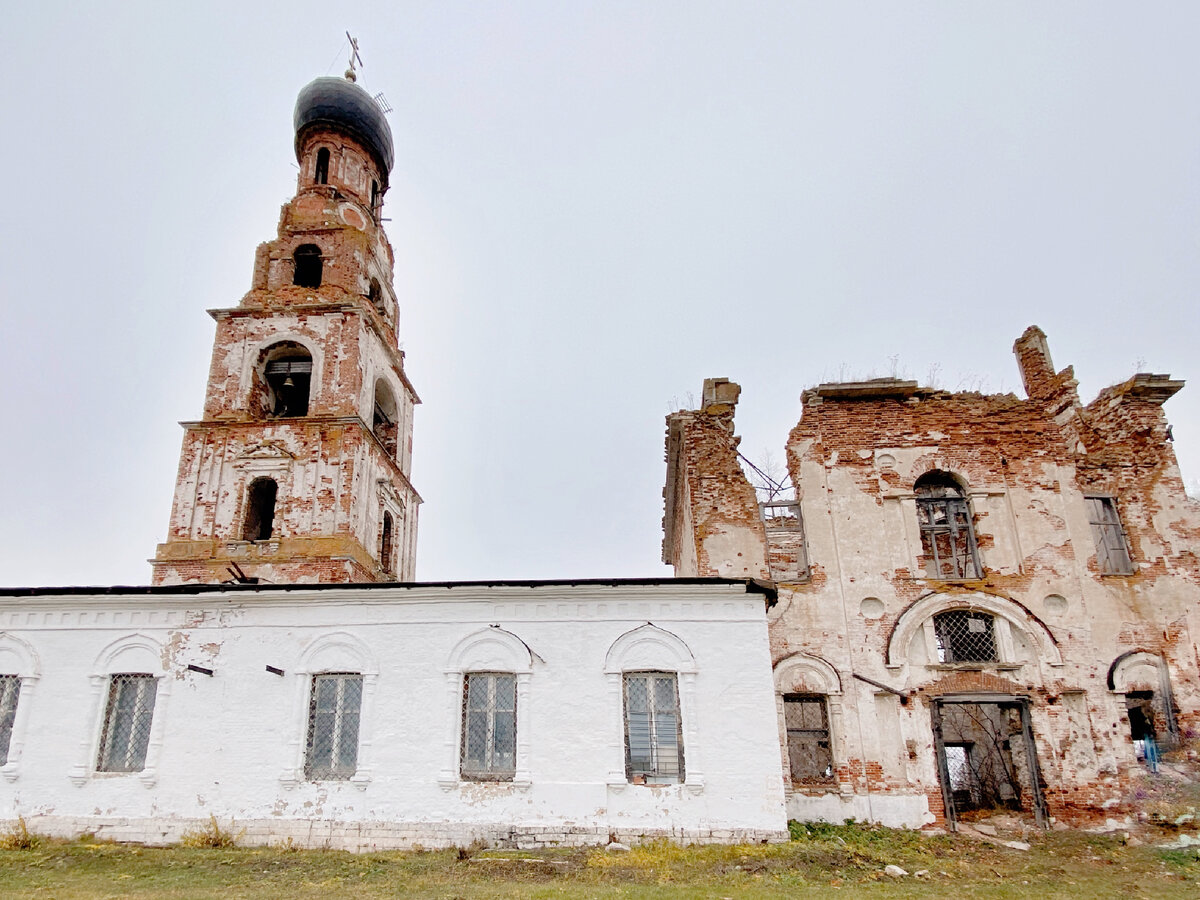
372 379 399 459
314 148 330 185
96 674 157 773
379 511 394 575
1086 496 1134 575
0 675 20 766
460 672 516 781
243 477 277 542
933 611 997 664
931 699 1047 829
304 673 362 781
915 472 981 579
292 244 322 288
783 693 833 784
624 671 684 784
760 500 810 581
260 343 313 417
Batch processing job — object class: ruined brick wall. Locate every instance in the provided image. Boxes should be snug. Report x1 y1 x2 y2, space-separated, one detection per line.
663 327 1200 827
152 98 420 586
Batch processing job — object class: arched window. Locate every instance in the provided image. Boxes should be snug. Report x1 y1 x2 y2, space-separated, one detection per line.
368 278 384 316
314 148 330 185
244 477 278 542
372 379 399 459
370 179 379 215
933 610 996 663
379 511 394 575
292 244 322 288
257 342 313 417
915 472 981 579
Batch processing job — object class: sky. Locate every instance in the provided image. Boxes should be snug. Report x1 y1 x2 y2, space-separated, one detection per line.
2 2 1198 586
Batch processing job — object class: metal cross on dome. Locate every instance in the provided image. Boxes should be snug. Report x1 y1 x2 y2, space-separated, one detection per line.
346 32 364 79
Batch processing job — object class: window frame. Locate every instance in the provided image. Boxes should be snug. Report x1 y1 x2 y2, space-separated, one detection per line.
459 672 517 782
933 610 999 664
623 670 685 785
303 672 364 782
915 475 982 580
1085 495 1134 575
782 693 834 785
0 675 21 768
95 673 159 774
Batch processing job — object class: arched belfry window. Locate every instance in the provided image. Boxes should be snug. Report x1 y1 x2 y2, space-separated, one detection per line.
379 511 394 575
915 472 981 579
293 244 322 288
368 278 384 316
372 378 399 459
370 180 380 215
244 477 278 542
314 148 330 185
257 342 313 418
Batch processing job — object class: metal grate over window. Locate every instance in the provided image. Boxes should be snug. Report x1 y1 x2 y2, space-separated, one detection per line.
304 673 362 781
461 673 516 781
1086 496 1134 575
96 674 157 773
916 476 981 579
783 694 833 784
624 672 684 784
0 675 20 766
934 611 998 664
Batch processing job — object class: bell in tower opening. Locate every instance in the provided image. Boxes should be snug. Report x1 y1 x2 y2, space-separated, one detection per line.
151 72 420 586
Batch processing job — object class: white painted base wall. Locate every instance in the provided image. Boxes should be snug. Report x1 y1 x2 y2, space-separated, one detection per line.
786 791 933 829
0 580 788 848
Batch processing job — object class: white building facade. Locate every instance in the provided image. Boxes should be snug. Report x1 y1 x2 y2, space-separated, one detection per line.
0 579 787 849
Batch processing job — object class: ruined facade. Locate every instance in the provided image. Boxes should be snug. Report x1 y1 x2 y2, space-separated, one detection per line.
152 75 419 585
663 327 1200 827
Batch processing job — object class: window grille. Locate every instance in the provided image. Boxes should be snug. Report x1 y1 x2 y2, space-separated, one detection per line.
934 611 998 664
304 673 362 780
460 673 516 781
1086 496 1134 575
96 674 157 773
0 675 20 766
916 476 981 579
783 694 833 783
623 672 684 784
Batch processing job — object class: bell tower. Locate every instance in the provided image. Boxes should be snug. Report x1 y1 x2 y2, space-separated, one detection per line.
151 73 420 585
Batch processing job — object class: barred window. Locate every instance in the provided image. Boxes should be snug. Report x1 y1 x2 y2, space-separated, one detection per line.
0 675 20 766
460 673 516 781
1086 496 1134 575
96 674 157 773
304 673 362 780
624 672 684 784
915 473 981 579
784 694 833 784
934 611 998 664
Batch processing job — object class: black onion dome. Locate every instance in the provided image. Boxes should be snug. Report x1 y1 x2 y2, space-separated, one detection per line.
294 76 394 184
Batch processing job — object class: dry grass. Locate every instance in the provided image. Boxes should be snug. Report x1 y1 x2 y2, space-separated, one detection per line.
0 816 38 850
0 822 1195 898
178 815 245 849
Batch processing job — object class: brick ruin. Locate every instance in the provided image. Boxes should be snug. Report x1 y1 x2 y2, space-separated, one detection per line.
663 326 1200 826
152 75 420 585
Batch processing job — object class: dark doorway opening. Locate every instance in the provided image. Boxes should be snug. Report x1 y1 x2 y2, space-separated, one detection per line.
243 478 278 542
931 696 1047 830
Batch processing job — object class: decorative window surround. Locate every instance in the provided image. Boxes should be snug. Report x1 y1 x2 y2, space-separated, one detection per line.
0 632 40 783
70 634 170 788
280 631 379 791
773 653 845 794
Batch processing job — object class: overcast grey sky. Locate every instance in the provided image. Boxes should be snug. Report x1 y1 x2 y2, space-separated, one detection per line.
2 2 1198 586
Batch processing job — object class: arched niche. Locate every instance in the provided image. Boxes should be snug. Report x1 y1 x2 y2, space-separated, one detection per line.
604 623 697 675
92 633 164 675
445 627 535 675
1108 650 1170 693
886 592 1062 670
0 633 40 678
295 630 378 676
773 652 842 695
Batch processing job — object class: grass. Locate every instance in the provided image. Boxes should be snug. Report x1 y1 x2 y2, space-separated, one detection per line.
0 822 1195 898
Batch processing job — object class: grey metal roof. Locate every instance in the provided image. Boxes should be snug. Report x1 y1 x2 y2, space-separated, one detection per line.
293 76 394 183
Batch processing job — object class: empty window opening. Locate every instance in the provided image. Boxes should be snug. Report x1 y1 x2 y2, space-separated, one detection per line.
370 179 379 214
1086 496 1134 575
258 342 313 417
624 671 684 784
0 675 20 766
96 674 157 773
461 672 517 781
933 611 997 664
243 477 278 542
760 500 810 582
915 472 981 579
314 148 330 185
372 379 399 459
304 673 362 780
379 510 394 575
783 694 833 784
292 244 322 288
368 278 385 316
931 700 1046 828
